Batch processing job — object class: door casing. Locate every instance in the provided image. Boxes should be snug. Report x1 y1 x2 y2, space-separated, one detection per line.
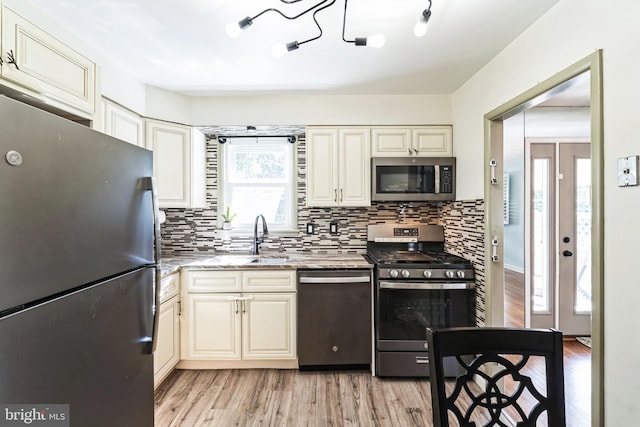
483 51 604 427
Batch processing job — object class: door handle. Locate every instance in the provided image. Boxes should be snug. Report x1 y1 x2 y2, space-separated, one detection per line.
6 49 19 70
563 250 573 257
141 177 161 354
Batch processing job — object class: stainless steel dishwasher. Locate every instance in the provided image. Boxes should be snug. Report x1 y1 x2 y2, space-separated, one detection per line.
297 269 372 369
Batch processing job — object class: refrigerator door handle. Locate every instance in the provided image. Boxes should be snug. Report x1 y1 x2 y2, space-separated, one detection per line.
141 176 162 353
141 176 162 264
149 266 161 354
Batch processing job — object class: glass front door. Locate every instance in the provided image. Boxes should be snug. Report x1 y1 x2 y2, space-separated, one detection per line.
529 142 591 335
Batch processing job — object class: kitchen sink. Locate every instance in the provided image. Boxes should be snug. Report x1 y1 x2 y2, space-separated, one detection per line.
202 255 258 265
255 255 291 264
196 254 295 266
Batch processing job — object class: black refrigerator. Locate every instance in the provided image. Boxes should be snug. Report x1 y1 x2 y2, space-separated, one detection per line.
0 95 159 426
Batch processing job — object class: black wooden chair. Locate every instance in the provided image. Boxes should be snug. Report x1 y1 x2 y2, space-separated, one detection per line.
426 327 566 427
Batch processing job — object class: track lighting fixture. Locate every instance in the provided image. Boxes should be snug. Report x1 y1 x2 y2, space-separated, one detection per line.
414 0 432 37
341 0 385 48
226 0 434 56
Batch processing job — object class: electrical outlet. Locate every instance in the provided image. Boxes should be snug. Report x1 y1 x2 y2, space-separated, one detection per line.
329 222 338 234
306 223 315 235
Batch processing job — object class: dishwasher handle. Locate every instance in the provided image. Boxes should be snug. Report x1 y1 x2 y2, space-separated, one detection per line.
299 275 370 284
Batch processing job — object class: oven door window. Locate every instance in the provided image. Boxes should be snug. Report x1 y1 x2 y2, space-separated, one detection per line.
377 288 474 341
375 165 435 194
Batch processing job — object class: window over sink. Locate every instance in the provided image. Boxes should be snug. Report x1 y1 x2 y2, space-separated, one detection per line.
220 137 297 232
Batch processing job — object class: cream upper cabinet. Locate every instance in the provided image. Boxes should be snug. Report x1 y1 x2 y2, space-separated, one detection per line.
1 6 96 116
306 127 371 207
371 128 412 155
145 119 206 209
371 126 453 157
103 99 144 147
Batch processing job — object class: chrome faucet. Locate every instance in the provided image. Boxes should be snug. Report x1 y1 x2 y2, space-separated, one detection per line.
251 214 269 255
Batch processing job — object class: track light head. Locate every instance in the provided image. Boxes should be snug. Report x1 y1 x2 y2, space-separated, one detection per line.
272 41 300 58
226 16 253 38
414 2 432 37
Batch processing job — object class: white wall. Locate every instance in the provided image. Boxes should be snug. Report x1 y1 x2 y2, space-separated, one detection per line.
452 0 640 423
144 89 453 127
186 94 452 126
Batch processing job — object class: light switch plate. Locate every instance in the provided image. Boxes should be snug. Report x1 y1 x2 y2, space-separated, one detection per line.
617 155 639 187
329 222 338 234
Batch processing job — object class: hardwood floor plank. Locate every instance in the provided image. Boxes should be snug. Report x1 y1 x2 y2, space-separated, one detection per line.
505 268 525 328
288 371 318 426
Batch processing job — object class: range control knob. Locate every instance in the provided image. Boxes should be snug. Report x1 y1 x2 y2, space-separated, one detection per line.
401 270 410 278
423 270 432 278
389 269 399 278
456 270 466 279
445 270 456 279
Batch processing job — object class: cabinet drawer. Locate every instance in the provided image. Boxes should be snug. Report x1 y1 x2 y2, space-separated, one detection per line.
159 272 180 303
242 270 296 292
182 270 242 293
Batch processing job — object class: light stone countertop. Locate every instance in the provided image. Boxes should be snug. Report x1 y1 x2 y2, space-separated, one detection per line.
159 252 373 278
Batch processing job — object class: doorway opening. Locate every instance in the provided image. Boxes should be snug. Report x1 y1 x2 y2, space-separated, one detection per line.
484 51 603 427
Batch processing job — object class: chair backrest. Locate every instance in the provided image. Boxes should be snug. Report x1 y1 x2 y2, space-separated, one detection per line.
427 327 566 427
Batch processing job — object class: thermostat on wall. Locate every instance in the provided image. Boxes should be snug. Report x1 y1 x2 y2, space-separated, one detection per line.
617 155 639 187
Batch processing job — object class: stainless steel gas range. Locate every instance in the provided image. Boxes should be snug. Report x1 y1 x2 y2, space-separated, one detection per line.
365 223 476 377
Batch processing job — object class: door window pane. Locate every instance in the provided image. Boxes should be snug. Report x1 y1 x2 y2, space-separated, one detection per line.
532 159 550 313
575 158 592 313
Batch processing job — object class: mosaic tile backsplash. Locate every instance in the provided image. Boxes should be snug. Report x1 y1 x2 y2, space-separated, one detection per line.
160 138 486 324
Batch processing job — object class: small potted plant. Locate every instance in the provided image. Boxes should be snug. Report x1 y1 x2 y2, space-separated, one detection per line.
221 206 236 230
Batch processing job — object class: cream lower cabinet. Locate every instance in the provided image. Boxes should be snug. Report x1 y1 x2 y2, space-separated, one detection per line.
154 295 180 387
371 126 453 157
181 270 296 363
154 272 181 388
242 293 297 359
306 127 371 207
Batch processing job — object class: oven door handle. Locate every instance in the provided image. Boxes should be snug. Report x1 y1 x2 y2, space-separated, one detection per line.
379 281 475 290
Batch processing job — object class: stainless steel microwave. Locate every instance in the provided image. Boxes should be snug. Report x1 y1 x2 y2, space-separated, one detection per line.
371 157 456 201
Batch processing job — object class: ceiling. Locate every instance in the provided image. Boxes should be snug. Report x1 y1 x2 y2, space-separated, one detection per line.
23 0 561 97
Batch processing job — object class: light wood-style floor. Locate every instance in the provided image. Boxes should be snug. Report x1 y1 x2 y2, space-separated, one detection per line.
154 271 591 426
155 368 434 426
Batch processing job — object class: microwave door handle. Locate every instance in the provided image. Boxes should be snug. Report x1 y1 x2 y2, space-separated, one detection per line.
434 165 440 194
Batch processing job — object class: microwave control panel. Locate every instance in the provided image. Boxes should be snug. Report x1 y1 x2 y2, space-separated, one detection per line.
440 165 454 193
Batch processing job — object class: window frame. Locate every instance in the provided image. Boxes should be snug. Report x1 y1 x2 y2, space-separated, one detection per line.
218 137 298 234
